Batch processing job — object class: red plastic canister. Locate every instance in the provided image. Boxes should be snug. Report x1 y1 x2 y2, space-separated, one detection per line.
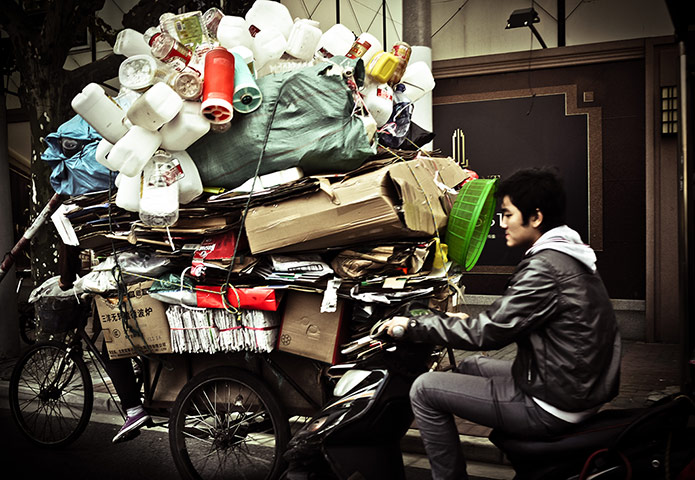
201 47 235 124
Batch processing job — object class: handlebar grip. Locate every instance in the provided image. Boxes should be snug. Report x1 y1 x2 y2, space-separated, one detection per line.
391 325 405 338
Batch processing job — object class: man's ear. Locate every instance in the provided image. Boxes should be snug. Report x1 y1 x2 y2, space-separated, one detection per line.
530 209 543 229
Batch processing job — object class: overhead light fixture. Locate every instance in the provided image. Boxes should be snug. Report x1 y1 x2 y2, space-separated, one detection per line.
505 8 547 49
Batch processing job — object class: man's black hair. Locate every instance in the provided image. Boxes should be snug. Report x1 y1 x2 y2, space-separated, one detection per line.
497 167 566 232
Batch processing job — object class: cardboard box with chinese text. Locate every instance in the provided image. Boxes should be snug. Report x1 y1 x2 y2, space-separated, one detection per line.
95 281 172 360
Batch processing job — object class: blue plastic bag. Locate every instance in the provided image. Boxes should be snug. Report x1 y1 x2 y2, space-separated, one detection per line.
41 114 115 196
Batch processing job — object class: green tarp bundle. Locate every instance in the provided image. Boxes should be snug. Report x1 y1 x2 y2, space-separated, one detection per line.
187 57 376 189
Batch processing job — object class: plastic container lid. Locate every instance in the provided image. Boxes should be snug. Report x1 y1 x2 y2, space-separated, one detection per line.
445 178 498 271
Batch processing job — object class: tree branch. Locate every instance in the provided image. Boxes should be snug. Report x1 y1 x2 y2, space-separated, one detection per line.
0 1 33 38
122 0 191 32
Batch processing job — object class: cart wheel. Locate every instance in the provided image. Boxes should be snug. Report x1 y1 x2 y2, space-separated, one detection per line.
9 341 93 447
169 366 290 480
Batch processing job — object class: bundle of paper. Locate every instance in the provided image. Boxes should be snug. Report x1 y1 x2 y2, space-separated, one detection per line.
251 255 334 285
166 305 279 354
167 306 219 354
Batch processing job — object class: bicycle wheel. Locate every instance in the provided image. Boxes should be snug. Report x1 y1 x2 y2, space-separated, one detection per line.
19 310 39 345
9 341 94 447
169 366 291 480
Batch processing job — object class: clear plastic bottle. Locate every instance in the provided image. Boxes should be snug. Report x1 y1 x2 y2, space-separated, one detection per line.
388 41 411 86
346 32 382 64
139 150 180 227
160 11 208 49
149 31 195 72
202 7 225 40
380 83 412 148
118 54 172 91
113 28 151 57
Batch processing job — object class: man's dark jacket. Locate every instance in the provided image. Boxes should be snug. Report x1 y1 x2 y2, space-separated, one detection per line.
408 249 621 412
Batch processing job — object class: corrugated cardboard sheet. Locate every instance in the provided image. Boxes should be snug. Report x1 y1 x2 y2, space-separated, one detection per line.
245 157 467 253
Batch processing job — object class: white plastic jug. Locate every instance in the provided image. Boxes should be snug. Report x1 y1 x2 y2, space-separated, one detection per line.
286 19 322 61
363 83 394 127
139 151 180 226
115 171 142 212
109 125 163 177
346 32 382 64
113 28 152 57
245 0 293 40
253 27 287 70
95 138 120 172
71 83 129 144
315 23 354 60
126 82 184 131
160 101 211 151
118 54 171 91
400 61 436 103
217 16 253 51
171 150 204 204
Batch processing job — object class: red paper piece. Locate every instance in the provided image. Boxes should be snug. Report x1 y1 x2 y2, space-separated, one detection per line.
196 286 281 311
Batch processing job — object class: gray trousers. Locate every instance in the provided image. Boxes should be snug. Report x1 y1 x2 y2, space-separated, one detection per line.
409 355 572 480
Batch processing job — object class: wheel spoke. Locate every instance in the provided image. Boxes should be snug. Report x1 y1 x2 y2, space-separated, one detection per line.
10 343 92 446
170 371 288 480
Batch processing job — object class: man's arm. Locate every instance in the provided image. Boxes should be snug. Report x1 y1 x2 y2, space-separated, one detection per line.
383 256 560 350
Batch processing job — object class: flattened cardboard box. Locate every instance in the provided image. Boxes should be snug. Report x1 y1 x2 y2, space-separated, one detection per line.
278 291 346 364
244 157 467 254
96 281 172 360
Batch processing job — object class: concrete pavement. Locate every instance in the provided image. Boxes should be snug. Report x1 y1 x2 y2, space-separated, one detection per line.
0 339 684 478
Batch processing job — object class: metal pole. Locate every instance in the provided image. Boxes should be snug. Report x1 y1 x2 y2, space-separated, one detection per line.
336 0 340 24
382 0 387 48
0 193 65 284
529 24 548 49
402 0 433 148
0 82 20 357
677 39 694 389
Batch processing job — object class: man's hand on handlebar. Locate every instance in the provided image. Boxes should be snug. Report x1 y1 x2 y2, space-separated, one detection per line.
377 311 470 338
377 316 410 338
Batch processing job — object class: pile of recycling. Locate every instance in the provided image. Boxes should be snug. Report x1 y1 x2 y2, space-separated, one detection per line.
37 0 482 365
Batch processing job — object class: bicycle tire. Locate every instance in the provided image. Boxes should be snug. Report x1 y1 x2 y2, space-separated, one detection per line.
9 341 94 447
169 366 291 480
19 311 39 345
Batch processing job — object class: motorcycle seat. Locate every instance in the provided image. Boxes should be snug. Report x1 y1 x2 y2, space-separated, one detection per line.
489 407 643 456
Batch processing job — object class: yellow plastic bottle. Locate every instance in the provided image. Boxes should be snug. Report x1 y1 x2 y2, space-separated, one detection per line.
365 51 400 84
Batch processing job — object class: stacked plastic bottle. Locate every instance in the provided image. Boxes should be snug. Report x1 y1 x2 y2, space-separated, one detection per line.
70 0 439 226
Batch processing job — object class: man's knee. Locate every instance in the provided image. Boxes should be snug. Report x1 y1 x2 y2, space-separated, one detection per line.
410 371 435 408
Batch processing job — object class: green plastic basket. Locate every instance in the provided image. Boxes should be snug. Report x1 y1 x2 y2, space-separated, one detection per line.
445 178 498 271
